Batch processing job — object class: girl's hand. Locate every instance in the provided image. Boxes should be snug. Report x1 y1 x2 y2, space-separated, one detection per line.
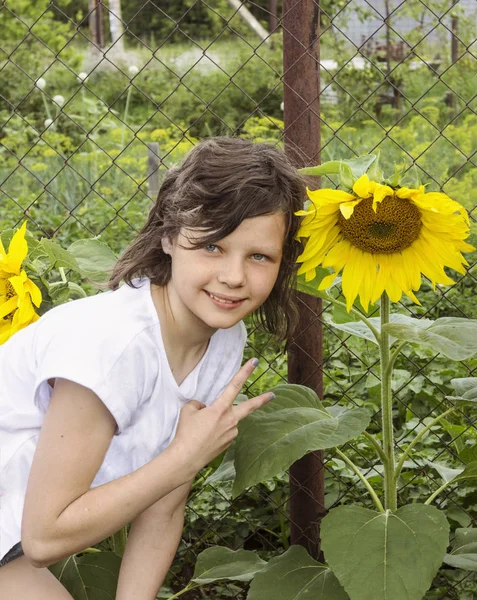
171 359 273 475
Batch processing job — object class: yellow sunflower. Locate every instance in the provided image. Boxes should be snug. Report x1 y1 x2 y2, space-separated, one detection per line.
0 222 42 344
296 174 474 311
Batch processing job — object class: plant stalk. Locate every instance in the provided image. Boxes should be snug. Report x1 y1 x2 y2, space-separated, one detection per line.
335 448 384 513
380 293 397 511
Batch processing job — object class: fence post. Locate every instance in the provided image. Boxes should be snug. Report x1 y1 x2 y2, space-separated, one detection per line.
147 143 160 200
282 0 325 560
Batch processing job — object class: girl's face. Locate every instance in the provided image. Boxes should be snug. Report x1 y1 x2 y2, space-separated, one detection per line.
161 213 286 333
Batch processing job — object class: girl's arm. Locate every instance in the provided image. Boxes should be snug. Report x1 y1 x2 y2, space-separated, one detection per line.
22 360 270 569
115 480 193 600
21 378 197 568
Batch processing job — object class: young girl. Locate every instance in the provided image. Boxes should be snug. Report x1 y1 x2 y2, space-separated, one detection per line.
0 136 306 599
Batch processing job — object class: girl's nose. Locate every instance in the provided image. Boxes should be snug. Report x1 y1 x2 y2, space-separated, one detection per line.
217 259 246 287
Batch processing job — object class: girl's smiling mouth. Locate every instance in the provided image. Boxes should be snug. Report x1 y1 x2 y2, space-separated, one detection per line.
204 291 246 308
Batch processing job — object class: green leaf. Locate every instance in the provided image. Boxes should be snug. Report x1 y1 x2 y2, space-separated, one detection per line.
40 239 81 272
321 504 450 600
443 528 477 571
459 445 477 464
299 161 344 177
426 459 464 483
447 377 477 404
49 551 121 600
205 443 236 485
299 155 377 185
247 545 348 600
67 239 117 282
294 270 334 299
191 547 267 584
328 313 432 345
383 317 477 360
233 384 370 497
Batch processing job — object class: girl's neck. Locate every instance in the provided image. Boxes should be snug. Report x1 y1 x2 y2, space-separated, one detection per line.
150 283 213 365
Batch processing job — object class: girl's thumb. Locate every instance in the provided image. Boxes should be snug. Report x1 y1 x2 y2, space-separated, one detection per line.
186 399 207 410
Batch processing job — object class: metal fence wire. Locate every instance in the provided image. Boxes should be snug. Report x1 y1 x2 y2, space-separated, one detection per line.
1 0 477 598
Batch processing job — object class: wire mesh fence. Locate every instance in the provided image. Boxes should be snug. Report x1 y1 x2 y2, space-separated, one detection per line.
1 0 477 598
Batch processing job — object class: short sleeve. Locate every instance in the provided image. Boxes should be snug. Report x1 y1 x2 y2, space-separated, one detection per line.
32 318 159 436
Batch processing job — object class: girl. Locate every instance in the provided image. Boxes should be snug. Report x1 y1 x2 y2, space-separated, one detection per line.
0 136 306 599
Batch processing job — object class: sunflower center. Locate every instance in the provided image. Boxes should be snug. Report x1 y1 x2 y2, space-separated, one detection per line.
5 280 15 300
338 195 422 254
2 280 16 323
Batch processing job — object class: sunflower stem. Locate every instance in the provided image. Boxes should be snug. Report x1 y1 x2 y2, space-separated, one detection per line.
380 293 397 511
335 448 384 513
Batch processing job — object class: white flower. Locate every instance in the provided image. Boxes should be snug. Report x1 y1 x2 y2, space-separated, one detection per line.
44 118 53 128
77 72 88 82
53 95 65 108
128 65 139 76
36 77 46 90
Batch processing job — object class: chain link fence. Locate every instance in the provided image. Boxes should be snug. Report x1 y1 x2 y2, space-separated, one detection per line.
1 0 477 598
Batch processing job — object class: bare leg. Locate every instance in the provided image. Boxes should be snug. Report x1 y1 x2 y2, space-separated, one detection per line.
0 555 74 600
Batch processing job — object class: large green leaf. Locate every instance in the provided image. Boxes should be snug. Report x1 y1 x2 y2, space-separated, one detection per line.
191 547 267 584
444 528 477 571
49 551 121 600
247 545 348 600
68 239 117 282
383 317 477 360
328 313 432 345
321 504 449 600
233 384 370 497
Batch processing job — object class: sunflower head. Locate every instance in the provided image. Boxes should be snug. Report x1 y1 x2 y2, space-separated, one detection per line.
0 222 42 344
296 159 474 312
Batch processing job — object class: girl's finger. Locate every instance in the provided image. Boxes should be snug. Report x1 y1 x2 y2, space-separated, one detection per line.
232 392 275 421
214 359 259 408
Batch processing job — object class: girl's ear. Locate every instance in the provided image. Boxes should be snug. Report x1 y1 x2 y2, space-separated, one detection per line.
161 236 173 255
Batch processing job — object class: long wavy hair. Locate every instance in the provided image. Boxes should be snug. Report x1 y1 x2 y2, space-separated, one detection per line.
108 137 306 342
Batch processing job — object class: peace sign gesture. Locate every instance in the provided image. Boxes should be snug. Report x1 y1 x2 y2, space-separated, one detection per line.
171 359 274 477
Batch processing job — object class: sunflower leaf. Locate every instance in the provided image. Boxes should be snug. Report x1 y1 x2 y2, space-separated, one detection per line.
48 551 121 599
321 504 449 600
191 547 267 584
298 155 376 182
447 377 477 404
247 545 348 600
232 384 370 497
383 317 477 360
327 313 433 345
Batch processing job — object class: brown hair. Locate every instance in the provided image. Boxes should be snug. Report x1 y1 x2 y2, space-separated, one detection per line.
108 137 306 342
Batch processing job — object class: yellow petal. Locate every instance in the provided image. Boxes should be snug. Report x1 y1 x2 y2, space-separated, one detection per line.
6 221 28 274
342 249 365 311
352 174 374 199
339 199 362 220
307 188 356 205
318 272 338 290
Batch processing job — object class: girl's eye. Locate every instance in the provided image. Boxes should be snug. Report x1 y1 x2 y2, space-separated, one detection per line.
252 254 267 262
204 244 219 253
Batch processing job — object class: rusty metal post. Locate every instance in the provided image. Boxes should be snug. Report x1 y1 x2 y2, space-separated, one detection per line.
282 0 324 560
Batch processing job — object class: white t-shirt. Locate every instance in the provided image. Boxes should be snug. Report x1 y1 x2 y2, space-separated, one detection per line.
0 277 247 560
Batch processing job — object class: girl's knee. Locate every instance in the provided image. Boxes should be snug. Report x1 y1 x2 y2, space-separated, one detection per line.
0 555 74 600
